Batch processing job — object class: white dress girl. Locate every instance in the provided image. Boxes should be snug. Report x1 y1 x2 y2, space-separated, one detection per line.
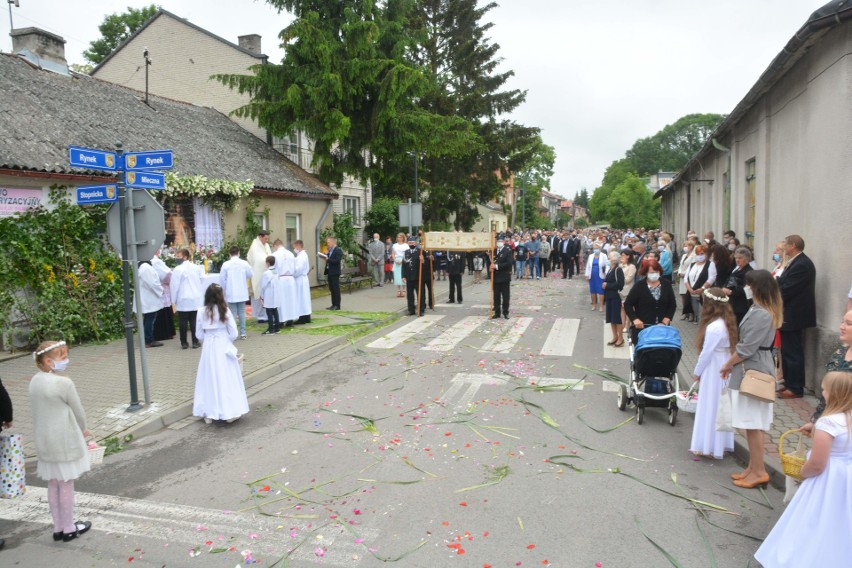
754 413 852 566
193 307 250 422
688 318 735 458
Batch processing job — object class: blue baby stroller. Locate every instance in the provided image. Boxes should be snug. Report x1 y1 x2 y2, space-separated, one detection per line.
616 325 682 425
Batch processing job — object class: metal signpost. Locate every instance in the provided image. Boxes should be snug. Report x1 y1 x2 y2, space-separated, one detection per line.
70 143 172 411
398 200 423 237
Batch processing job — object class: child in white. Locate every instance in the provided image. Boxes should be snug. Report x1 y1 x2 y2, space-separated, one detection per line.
689 288 736 459
192 284 250 423
754 371 852 567
260 256 280 334
29 340 93 542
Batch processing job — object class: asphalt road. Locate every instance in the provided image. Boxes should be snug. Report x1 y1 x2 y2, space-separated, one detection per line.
0 273 782 567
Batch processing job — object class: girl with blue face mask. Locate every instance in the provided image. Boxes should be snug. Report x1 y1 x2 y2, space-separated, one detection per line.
29 340 93 543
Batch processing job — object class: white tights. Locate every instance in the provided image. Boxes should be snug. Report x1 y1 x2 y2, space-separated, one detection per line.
47 479 76 534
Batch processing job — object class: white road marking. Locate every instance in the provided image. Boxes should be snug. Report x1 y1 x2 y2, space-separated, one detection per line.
472 305 541 311
480 317 532 353
540 318 580 357
527 376 585 391
423 316 487 352
0 486 378 566
601 381 621 392
440 373 508 408
602 322 630 359
366 315 444 349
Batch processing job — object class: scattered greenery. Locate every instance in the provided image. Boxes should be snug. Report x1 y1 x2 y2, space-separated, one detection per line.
364 197 402 241
102 434 134 456
0 187 124 346
164 172 253 212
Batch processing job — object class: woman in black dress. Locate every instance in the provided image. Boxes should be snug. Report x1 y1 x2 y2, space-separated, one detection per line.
623 259 677 346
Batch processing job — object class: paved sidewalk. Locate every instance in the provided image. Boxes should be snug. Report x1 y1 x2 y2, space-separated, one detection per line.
672 302 817 487
1 281 412 458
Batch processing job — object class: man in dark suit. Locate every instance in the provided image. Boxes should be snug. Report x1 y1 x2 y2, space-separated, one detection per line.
323 236 343 310
777 234 816 398
447 252 465 304
559 232 574 279
490 237 513 319
549 232 561 271
402 237 424 315
571 232 582 275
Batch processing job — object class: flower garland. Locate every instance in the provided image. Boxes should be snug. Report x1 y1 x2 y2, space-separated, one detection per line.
164 172 253 212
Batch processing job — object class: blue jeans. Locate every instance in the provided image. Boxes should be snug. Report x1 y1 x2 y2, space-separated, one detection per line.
515 260 526 278
229 301 247 335
143 311 157 343
530 257 540 277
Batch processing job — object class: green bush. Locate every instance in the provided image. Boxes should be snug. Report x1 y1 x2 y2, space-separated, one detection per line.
0 187 124 346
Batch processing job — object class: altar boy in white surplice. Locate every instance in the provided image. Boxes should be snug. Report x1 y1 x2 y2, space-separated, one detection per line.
272 239 298 330
293 240 312 325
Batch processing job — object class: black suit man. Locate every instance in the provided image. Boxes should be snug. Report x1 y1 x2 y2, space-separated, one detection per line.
550 234 561 270
560 234 575 278
491 238 513 319
777 235 816 398
571 234 582 275
447 252 464 304
323 236 343 310
403 238 424 315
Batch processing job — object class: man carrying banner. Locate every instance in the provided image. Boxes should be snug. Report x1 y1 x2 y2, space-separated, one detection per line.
491 236 513 319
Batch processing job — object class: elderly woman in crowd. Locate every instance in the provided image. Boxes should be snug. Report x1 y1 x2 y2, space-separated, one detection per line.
721 269 784 489
685 244 715 324
723 246 754 324
603 250 625 347
585 241 609 312
677 238 697 322
623 259 677 346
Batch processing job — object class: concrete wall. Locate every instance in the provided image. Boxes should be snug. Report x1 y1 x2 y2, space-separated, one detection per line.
223 195 332 287
92 13 266 140
660 23 852 392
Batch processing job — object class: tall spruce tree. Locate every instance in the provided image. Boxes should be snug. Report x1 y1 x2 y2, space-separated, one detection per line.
215 0 476 187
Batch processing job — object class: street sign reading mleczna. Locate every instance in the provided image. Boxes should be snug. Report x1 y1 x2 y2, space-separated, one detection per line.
125 171 166 190
76 184 118 205
124 150 174 171
69 146 117 171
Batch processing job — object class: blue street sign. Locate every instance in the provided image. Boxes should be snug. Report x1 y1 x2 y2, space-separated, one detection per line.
124 171 166 190
124 150 174 171
69 146 118 171
76 184 118 205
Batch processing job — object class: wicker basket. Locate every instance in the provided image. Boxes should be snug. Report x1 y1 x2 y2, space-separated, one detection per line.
88 444 106 466
779 429 806 481
675 383 699 413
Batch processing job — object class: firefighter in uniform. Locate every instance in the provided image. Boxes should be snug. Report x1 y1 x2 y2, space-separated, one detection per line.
402 237 424 316
491 237 513 319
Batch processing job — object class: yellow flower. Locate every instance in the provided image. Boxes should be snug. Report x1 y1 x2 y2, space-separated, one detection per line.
88 258 96 271
65 273 79 288
104 270 116 283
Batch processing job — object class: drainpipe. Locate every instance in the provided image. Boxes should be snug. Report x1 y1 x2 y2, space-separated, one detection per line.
315 200 333 283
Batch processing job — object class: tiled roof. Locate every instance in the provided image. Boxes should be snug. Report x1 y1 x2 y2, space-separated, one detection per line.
0 54 336 198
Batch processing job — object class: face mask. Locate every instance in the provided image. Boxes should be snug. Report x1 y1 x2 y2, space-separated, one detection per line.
773 253 781 263
176 258 184 265
683 248 689 254
728 244 736 251
657 246 665 252
496 242 504 248
52 358 70 372
744 285 753 300
695 255 705 262
593 248 600 254
647 272 661 282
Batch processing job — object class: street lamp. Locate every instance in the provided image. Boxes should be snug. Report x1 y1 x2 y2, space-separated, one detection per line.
8 0 20 37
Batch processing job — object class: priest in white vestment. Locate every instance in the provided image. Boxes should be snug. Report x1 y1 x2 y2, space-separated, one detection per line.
272 239 298 328
246 230 272 322
293 240 312 324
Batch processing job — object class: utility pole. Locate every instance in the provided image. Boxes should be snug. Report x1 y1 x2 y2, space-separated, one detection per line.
8 0 19 41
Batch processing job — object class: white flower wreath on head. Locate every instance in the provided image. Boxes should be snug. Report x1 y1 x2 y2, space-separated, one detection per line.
32 340 66 360
703 288 729 303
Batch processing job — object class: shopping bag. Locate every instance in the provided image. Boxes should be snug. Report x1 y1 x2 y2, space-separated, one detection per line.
716 384 733 432
0 433 26 499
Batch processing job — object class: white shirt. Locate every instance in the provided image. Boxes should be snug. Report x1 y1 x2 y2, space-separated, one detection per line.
392 242 409 262
219 256 253 303
170 261 204 311
136 262 164 314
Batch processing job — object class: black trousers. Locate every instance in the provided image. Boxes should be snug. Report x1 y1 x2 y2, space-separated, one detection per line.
551 251 560 268
573 255 581 274
541 258 550 276
265 307 280 332
448 274 462 302
561 254 574 278
328 274 341 308
421 277 434 308
177 310 198 346
779 328 806 394
406 279 422 314
492 280 510 316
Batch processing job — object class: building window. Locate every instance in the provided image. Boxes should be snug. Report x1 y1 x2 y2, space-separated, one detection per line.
253 212 268 231
286 214 300 247
343 196 360 225
745 159 756 247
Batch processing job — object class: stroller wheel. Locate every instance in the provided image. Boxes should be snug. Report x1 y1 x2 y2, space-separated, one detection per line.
636 405 645 425
668 406 678 426
617 384 628 411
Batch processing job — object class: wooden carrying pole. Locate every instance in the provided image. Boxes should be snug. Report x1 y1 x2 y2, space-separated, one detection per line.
417 247 423 316
489 231 495 315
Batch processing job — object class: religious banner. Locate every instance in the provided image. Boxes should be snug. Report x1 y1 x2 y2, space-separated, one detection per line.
422 231 494 251
0 187 44 218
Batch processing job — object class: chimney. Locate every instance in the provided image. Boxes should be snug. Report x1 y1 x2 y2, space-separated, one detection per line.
11 27 68 67
238 34 262 54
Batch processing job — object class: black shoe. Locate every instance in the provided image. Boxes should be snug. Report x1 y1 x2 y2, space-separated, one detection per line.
53 531 63 541
503 314 509 319
181 343 189 350
145 341 164 347
447 300 455 304
192 342 201 349
73 521 91 536
327 306 335 310
331 306 341 311
262 330 276 335
492 314 501 319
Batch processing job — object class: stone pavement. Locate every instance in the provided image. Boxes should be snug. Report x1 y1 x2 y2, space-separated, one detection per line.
671 299 818 487
1 273 817 487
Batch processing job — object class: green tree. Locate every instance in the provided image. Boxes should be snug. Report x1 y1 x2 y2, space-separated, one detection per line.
573 188 590 209
83 4 159 64
626 113 725 176
588 158 632 223
604 174 660 229
364 197 402 240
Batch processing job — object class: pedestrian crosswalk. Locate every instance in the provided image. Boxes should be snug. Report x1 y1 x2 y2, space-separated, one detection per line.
366 309 626 359
439 373 585 409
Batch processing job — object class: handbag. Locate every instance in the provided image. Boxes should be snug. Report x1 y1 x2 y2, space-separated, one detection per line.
740 369 776 403
0 433 26 499
384 261 392 271
716 383 733 432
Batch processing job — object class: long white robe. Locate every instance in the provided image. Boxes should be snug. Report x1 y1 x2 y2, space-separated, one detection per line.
294 249 312 316
689 318 735 458
246 237 272 298
273 247 298 322
193 307 249 421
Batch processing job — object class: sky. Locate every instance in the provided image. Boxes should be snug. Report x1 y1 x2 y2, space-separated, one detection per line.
2 0 831 199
